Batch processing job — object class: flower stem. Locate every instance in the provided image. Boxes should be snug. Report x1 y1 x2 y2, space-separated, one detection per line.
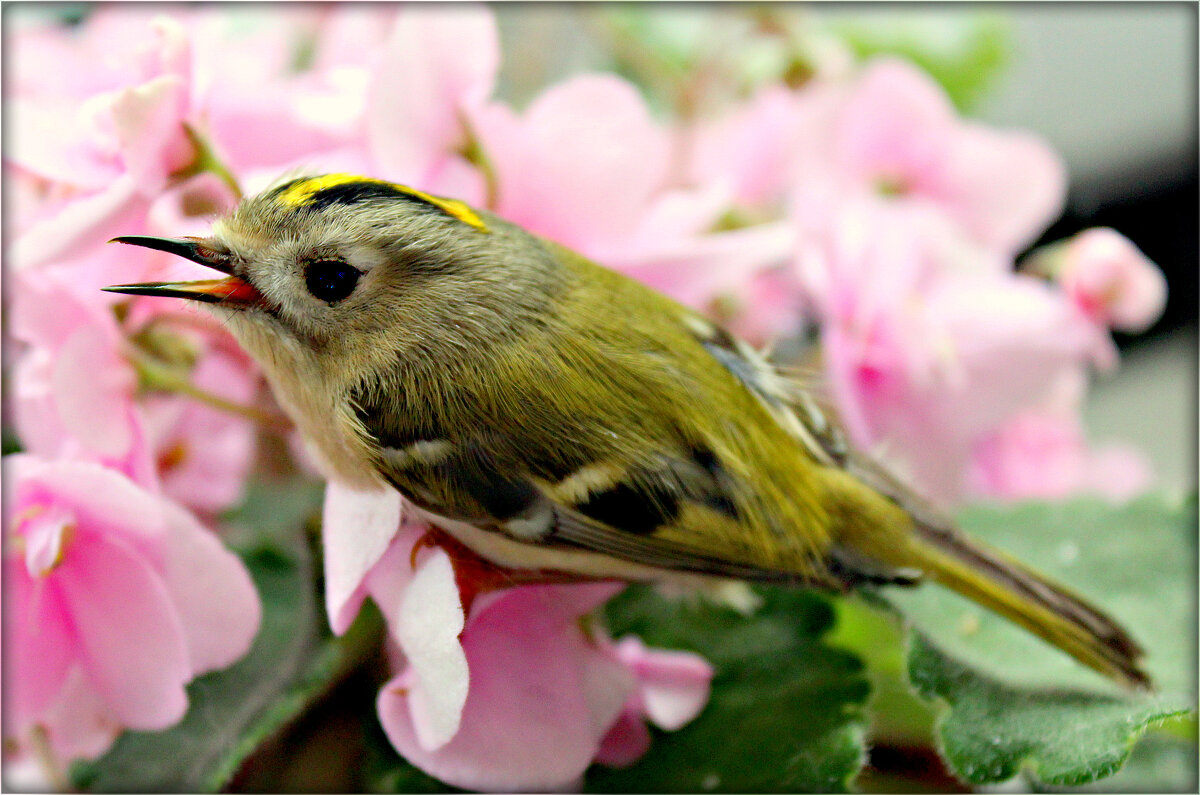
126 347 291 434
458 113 499 211
28 726 69 793
180 123 243 201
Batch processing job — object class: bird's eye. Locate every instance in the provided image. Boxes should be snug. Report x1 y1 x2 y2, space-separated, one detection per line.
305 259 361 303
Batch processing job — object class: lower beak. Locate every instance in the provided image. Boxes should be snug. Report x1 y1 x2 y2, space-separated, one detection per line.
103 278 261 305
102 235 263 307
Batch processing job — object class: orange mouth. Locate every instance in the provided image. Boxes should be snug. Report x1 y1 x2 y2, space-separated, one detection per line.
102 235 264 307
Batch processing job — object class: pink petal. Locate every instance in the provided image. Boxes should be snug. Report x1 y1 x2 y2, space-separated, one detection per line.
21 504 73 578
1057 228 1167 332
834 58 955 194
621 220 795 309
155 498 261 673
322 482 403 634
55 533 191 729
109 74 191 188
367 3 499 182
34 667 124 763
12 174 150 270
613 637 714 731
392 550 468 751
594 708 653 768
13 458 168 547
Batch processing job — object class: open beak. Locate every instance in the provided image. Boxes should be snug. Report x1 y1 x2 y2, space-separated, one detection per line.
102 236 262 307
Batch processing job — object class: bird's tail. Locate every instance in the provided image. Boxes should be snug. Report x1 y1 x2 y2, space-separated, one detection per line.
901 517 1150 688
830 454 1150 689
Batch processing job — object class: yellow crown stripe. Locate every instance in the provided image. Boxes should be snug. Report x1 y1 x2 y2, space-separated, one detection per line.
276 174 489 233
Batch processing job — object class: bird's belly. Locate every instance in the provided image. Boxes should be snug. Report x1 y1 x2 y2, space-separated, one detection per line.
407 505 708 585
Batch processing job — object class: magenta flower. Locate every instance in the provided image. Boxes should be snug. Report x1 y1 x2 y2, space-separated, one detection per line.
6 455 261 761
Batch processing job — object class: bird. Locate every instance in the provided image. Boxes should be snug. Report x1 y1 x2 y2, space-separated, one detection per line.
104 173 1150 688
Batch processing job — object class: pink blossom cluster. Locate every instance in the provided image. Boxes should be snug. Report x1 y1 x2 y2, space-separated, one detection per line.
4 4 1166 790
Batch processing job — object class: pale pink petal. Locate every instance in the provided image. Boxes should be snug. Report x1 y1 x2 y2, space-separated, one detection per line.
55 533 191 729
478 74 671 258
13 458 167 547
21 505 73 578
834 58 955 195
942 124 1067 254
7 559 75 729
367 4 499 182
12 174 149 270
109 74 192 188
322 482 404 633
622 221 796 309
51 328 138 460
140 343 258 514
392 550 468 751
35 667 124 763
1083 444 1153 501
155 498 262 673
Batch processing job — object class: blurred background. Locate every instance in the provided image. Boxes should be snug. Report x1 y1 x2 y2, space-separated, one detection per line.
492 3 1197 494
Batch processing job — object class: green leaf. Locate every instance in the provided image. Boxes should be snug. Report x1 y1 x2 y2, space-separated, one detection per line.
886 494 1197 788
586 586 870 793
70 479 381 793
823 10 1010 110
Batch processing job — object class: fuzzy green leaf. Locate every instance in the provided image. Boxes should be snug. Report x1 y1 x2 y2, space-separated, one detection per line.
886 494 1197 788
586 587 870 793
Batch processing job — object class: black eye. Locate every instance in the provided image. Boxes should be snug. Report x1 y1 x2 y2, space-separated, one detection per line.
305 259 361 303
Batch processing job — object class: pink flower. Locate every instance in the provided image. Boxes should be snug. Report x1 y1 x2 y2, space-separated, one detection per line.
824 58 1066 255
967 371 1153 502
365 4 497 199
6 455 261 762
321 484 713 790
799 198 1098 504
10 270 144 474
687 82 840 209
1052 228 1168 333
10 15 196 270
11 263 260 515
472 73 681 261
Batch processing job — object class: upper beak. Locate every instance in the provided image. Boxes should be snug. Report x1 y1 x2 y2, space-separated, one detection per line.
102 236 262 307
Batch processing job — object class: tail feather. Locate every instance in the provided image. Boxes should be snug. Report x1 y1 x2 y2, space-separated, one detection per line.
907 519 1150 689
839 450 1150 689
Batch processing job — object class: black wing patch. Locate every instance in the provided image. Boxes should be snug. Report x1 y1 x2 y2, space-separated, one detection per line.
575 479 681 535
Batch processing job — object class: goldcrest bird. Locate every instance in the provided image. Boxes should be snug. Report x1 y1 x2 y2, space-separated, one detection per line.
105 173 1149 688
